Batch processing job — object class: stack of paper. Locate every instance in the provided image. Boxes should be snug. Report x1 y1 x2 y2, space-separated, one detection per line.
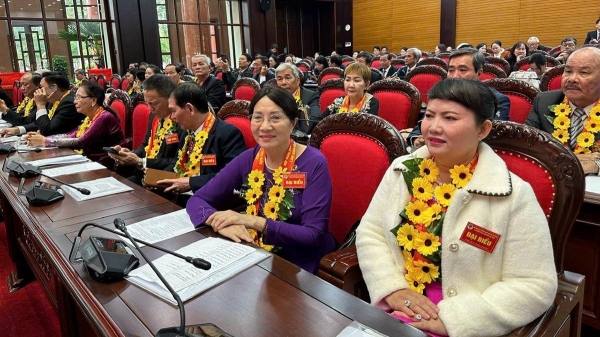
26 154 88 167
62 176 133 201
42 161 105 177
118 209 197 248
126 237 270 304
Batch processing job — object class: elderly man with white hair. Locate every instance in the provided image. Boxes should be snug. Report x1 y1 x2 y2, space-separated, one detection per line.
191 54 226 112
527 36 551 52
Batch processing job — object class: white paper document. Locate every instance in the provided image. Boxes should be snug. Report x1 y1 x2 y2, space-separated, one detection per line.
62 176 133 201
119 209 196 247
42 161 105 177
337 321 388 337
585 176 600 195
0 135 19 143
26 154 88 167
126 238 270 304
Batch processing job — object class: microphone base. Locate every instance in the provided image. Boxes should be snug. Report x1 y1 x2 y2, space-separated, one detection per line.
25 181 65 206
156 323 233 337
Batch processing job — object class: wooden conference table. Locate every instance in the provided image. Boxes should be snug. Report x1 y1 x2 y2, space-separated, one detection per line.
0 148 426 337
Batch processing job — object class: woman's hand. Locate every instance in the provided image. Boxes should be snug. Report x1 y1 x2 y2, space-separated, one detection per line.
206 210 265 232
385 288 439 321
217 224 254 243
409 317 448 336
25 132 46 147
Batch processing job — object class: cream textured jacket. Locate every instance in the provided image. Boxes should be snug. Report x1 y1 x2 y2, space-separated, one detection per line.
356 142 558 337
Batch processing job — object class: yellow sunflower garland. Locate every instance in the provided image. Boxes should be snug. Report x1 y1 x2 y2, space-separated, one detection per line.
144 118 177 159
547 98 600 154
241 140 297 252
48 91 70 119
16 97 35 117
391 154 478 294
74 107 104 154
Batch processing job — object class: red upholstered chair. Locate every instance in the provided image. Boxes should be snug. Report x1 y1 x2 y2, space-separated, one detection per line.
480 63 507 81
317 78 345 113
131 99 152 150
218 99 257 149
341 57 355 66
316 121 586 337
12 81 24 107
370 57 381 69
485 56 512 76
88 74 97 84
548 46 561 55
484 78 540 123
539 64 565 92
107 89 132 142
317 67 344 85
405 65 447 103
309 113 406 250
96 74 107 91
262 78 277 87
367 79 421 130
231 77 260 101
417 57 448 71
391 59 405 69
110 74 121 90
420 52 429 59
296 61 311 73
437 52 451 63
121 77 130 91
513 56 559 72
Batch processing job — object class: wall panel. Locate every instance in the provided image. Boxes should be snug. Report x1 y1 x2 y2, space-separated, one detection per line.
353 0 441 54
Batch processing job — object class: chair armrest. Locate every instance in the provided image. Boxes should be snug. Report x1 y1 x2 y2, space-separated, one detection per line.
502 271 585 337
318 245 370 301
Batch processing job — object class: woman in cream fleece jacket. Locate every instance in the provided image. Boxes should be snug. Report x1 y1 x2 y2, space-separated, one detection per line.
356 79 557 337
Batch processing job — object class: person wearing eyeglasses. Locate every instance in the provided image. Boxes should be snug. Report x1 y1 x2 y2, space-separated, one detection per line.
186 86 336 274
0 71 83 137
552 37 577 63
526 36 551 53
24 82 123 159
0 72 41 127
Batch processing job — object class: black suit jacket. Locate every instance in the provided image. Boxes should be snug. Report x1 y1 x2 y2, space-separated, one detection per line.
223 67 254 87
380 66 395 78
295 87 320 134
253 70 275 87
585 30 600 44
167 117 245 192
24 93 84 135
370 69 382 83
200 76 227 113
525 90 564 135
3 99 37 126
133 114 183 170
393 66 411 80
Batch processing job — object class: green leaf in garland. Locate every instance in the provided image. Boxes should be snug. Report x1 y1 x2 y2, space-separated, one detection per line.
390 223 403 236
430 213 444 237
545 115 555 125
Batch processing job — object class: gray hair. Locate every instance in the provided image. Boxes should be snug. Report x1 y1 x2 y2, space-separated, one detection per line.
528 36 540 44
408 48 422 60
191 54 211 65
275 63 301 79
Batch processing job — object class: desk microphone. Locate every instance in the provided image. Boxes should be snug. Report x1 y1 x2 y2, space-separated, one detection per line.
69 219 215 337
1 145 42 178
36 172 91 195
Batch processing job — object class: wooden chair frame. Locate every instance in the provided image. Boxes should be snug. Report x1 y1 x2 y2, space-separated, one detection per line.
417 57 448 71
485 56 512 75
317 67 344 85
540 64 565 92
367 78 421 130
231 77 260 100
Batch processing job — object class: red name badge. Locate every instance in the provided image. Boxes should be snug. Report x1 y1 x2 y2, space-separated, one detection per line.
201 154 217 166
282 173 306 189
165 133 179 144
459 222 501 254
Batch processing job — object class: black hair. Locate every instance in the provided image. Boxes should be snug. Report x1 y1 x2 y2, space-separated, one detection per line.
492 40 502 47
166 63 184 73
268 55 280 69
241 53 254 63
142 74 176 98
170 82 209 113
373 46 380 51
79 82 120 121
315 55 328 65
449 48 485 72
135 69 146 82
146 64 162 75
330 54 342 66
428 79 497 125
249 86 299 121
436 44 446 51
475 43 487 50
41 71 70 91
357 51 374 65
256 56 269 67
31 74 42 86
529 52 546 69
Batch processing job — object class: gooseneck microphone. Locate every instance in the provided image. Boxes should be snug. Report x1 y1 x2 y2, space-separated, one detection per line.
37 172 91 195
1 145 42 178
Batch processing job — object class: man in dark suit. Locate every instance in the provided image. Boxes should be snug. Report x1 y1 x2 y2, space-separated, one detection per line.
0 73 41 128
379 52 394 78
329 54 344 70
356 51 382 83
156 83 245 193
584 18 600 44
192 54 226 113
0 72 83 136
108 74 182 185
407 48 511 147
222 53 254 87
252 56 275 87
552 37 577 63
275 63 320 134
526 47 600 175
527 36 551 52
393 47 421 80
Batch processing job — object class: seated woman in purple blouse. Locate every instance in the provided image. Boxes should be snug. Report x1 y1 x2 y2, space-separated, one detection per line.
186 86 336 274
25 82 124 158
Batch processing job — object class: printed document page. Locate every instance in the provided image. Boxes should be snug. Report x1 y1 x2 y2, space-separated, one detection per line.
26 154 88 167
119 209 196 247
62 177 133 201
42 161 105 177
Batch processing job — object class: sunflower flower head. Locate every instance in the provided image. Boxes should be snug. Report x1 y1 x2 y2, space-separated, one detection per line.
419 159 439 183
552 129 570 143
405 199 429 224
414 231 441 256
396 224 418 251
585 119 600 133
248 169 265 188
245 187 263 204
405 270 426 294
263 200 280 220
272 167 289 185
268 185 285 203
553 114 571 130
196 130 209 142
577 132 595 148
434 183 456 207
245 205 257 216
553 102 570 116
412 177 434 201
449 164 472 188
429 203 442 221
412 259 440 283
402 248 414 270
591 106 600 119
